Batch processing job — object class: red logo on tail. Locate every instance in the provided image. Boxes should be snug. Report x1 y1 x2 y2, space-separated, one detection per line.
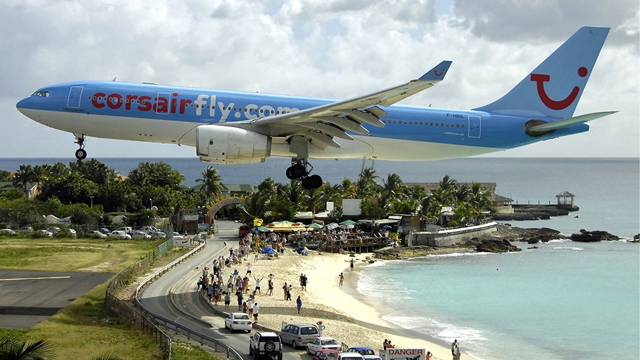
434 69 444 76
531 67 588 110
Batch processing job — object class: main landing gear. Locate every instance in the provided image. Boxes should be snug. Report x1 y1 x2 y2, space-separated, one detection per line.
286 159 323 190
74 134 87 160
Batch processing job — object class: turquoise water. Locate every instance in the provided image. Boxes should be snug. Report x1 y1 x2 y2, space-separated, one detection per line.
358 240 640 359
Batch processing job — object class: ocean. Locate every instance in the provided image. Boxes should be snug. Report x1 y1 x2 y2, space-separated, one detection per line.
1 157 638 359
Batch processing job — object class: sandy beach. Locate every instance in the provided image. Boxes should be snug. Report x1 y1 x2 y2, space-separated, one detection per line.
229 249 472 360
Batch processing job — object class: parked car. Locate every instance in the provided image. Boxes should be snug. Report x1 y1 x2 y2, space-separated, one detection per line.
108 230 131 240
313 349 340 360
249 331 283 360
224 312 252 332
153 231 166 238
116 226 133 234
0 228 17 236
280 323 320 349
307 337 341 354
19 226 34 233
131 230 152 239
345 347 379 360
98 228 111 234
140 226 158 233
337 353 364 360
66 229 77 237
47 226 61 235
38 229 53 237
91 230 107 239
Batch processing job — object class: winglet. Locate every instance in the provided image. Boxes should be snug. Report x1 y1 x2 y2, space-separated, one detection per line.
418 60 452 81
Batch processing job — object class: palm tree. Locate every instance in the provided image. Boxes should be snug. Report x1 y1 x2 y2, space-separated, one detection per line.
382 173 405 197
12 165 36 196
0 334 53 360
195 166 222 199
356 167 379 198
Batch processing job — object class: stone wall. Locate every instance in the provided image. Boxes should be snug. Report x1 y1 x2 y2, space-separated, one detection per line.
411 222 498 247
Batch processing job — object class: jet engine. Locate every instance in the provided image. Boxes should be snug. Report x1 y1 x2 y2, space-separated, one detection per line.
196 125 271 164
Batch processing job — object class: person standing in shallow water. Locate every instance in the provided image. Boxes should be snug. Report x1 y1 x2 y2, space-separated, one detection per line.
451 339 461 360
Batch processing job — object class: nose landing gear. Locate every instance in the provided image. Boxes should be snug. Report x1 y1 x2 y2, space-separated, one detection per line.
74 134 87 160
286 159 323 190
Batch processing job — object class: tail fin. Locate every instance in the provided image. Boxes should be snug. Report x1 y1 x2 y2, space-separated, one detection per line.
474 26 609 119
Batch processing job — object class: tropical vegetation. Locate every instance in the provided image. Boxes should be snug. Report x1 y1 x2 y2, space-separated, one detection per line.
239 168 494 227
1 160 493 232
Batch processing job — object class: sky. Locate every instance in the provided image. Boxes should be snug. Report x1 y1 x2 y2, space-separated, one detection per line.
1 0 638 159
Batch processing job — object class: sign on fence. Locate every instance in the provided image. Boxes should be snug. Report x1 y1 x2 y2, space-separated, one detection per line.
173 236 190 248
382 348 426 360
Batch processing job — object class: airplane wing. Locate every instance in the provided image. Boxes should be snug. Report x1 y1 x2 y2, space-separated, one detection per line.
236 61 452 150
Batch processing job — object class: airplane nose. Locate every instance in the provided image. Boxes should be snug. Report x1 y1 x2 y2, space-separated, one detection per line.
16 97 30 110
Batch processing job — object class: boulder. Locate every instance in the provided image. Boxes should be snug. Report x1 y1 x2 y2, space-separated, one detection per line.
570 229 620 242
475 239 521 253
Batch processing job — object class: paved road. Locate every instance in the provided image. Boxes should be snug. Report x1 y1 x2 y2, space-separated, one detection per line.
140 220 309 360
0 270 113 329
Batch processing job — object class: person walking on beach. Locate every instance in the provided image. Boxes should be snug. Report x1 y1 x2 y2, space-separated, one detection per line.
451 339 461 360
253 302 260 323
296 296 302 313
338 272 344 287
282 282 288 300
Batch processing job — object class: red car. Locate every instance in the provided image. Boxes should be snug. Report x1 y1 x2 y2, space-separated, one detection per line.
313 349 339 360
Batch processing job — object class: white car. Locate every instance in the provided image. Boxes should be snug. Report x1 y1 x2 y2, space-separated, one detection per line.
224 312 252 332
337 353 364 360
91 230 107 239
306 337 341 354
131 230 152 239
0 228 17 236
38 229 53 237
108 230 132 240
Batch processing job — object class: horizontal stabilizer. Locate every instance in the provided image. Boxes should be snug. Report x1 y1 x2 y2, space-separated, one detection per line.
527 111 617 133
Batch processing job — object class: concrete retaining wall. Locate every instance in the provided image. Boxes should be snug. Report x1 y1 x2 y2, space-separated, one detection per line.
411 222 498 247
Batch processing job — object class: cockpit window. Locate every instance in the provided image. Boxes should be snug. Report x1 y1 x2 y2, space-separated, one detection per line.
31 90 50 97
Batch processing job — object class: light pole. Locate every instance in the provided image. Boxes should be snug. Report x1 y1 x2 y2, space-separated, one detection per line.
90 195 94 208
150 198 153 209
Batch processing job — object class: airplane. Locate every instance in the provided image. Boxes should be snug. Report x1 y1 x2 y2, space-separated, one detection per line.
16 26 615 190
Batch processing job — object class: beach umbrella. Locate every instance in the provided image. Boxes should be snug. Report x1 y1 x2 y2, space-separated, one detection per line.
307 223 323 230
257 226 273 232
339 220 357 225
324 223 339 230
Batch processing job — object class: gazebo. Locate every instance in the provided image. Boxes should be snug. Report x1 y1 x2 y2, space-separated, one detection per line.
556 191 575 208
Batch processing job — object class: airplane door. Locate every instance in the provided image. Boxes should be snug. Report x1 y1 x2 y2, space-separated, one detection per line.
468 116 481 138
155 92 171 115
67 86 83 109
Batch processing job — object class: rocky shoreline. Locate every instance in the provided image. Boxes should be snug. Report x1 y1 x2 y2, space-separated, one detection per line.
374 224 628 260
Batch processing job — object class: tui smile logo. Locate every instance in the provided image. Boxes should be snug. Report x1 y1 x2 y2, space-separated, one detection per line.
530 67 588 110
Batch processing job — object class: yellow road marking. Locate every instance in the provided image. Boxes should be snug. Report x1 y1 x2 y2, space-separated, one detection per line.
0 276 71 281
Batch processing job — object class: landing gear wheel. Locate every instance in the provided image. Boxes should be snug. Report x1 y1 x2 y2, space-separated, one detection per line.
75 148 87 160
290 163 306 179
302 175 323 190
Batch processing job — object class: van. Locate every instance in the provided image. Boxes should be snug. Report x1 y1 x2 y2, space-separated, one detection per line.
279 323 320 349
